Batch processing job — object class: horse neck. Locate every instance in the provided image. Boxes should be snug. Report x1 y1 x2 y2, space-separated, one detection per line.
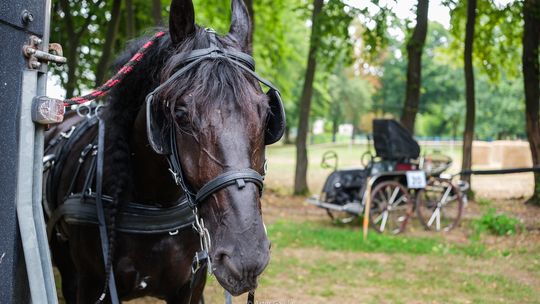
129 101 183 206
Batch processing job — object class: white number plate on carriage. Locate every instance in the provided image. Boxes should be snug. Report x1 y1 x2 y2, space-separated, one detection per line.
406 171 427 189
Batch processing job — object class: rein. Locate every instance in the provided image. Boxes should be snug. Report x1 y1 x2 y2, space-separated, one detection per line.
61 30 264 304
63 31 166 107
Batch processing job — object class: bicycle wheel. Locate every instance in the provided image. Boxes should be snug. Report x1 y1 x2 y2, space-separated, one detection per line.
369 180 413 234
416 178 463 231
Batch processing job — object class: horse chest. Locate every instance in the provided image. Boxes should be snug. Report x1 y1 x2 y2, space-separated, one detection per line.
114 231 200 296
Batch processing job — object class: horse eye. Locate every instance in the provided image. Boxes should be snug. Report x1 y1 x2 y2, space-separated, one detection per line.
175 106 187 119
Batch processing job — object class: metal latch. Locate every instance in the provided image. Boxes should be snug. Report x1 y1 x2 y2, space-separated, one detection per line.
23 36 67 69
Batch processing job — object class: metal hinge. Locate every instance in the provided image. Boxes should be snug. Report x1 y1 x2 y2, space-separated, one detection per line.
22 36 67 69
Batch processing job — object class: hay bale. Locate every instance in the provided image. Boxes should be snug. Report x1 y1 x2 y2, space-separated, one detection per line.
472 141 532 168
495 141 532 168
472 141 492 167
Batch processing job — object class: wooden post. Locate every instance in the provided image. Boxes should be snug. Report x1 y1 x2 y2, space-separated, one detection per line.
362 177 372 240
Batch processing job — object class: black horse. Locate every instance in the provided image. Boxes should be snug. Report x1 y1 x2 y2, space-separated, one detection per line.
44 0 284 302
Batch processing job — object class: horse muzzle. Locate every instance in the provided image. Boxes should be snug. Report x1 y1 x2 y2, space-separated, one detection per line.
212 237 270 296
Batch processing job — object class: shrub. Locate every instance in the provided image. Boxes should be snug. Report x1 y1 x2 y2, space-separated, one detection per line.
472 208 523 236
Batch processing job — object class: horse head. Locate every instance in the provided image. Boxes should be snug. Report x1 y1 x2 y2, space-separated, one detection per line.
145 0 285 296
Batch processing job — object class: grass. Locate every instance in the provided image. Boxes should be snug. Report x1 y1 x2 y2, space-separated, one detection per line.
202 218 540 304
268 220 486 257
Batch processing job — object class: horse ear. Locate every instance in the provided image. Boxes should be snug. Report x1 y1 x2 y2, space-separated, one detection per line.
169 0 196 44
229 0 252 53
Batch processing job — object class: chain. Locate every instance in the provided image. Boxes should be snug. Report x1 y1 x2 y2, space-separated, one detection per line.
192 207 212 274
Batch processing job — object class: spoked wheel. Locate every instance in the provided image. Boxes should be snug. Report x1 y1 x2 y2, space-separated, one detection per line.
416 178 463 231
369 181 413 234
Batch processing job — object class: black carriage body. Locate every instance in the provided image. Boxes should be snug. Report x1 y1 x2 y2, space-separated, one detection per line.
321 169 367 206
373 119 420 161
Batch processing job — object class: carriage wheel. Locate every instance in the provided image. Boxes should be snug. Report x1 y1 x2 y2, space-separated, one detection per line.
416 178 463 231
369 181 413 234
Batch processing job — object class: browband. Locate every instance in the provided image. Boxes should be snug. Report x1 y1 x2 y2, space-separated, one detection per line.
146 43 279 103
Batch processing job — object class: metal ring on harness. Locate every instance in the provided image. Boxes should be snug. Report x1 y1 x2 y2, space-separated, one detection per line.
76 104 92 118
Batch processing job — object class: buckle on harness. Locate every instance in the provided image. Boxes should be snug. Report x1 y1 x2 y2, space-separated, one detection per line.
191 251 208 274
192 207 213 274
168 168 182 185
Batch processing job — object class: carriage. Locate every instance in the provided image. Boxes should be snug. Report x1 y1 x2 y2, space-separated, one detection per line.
307 119 468 234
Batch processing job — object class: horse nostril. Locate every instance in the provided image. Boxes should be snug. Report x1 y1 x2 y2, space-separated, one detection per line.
214 250 230 262
222 255 242 279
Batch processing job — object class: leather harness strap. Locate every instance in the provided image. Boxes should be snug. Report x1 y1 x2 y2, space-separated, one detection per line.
195 169 264 204
95 111 120 304
46 194 194 238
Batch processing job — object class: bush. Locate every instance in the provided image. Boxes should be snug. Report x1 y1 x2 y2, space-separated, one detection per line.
472 208 523 236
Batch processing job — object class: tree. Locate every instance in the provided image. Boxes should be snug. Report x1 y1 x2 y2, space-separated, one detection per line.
326 70 373 142
523 0 540 205
294 0 324 195
125 0 136 38
461 0 477 185
401 0 429 133
53 0 106 98
152 0 163 26
95 0 123 86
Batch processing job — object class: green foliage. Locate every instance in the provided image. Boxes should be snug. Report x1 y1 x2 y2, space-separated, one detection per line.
51 0 107 94
315 0 355 68
446 0 523 81
373 20 526 140
472 208 524 236
357 1 398 63
312 66 373 131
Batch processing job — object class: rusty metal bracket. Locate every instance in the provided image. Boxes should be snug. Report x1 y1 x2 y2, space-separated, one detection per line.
23 35 67 69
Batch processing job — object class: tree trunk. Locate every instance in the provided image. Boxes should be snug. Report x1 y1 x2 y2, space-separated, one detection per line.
461 0 477 185
152 0 163 26
59 0 79 98
523 0 540 205
351 116 359 144
400 0 429 133
95 0 122 86
65 37 79 98
284 125 291 145
332 118 338 143
294 0 324 195
126 0 136 38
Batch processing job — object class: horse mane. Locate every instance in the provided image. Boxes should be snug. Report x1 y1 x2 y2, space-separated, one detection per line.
104 30 172 205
